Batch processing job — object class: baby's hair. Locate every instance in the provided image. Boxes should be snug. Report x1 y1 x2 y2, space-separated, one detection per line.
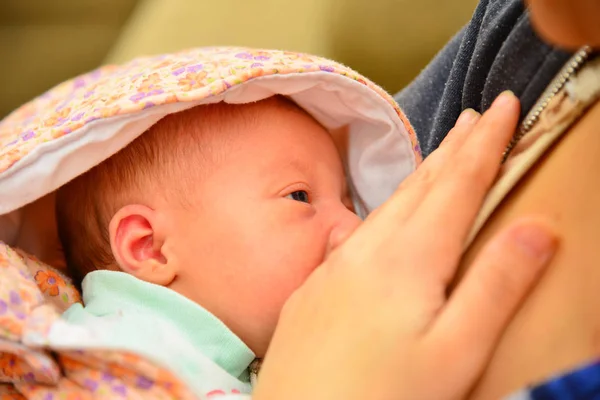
56 96 307 287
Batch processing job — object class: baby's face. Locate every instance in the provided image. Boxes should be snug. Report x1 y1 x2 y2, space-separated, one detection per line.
167 104 361 356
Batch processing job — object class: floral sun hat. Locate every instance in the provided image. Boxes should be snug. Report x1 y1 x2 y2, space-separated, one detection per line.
0 47 421 248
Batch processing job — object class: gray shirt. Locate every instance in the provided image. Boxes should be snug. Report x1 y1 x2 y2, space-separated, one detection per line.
394 0 573 157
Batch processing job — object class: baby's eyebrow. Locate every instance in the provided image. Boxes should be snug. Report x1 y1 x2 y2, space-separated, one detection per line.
275 156 315 175
258 156 310 188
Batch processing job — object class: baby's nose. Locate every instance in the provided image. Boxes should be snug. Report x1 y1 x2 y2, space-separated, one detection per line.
327 209 362 255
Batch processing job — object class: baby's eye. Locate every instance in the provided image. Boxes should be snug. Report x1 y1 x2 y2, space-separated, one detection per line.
286 190 310 203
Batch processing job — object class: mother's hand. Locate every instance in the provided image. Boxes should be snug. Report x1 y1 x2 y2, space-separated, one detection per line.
254 92 558 400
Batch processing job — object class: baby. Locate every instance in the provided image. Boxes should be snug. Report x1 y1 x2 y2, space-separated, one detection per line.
56 95 360 385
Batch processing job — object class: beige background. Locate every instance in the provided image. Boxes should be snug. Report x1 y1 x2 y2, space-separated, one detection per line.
0 0 478 118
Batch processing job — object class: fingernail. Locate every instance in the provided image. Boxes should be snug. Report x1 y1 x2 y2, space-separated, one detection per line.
456 108 479 126
492 90 516 108
513 223 558 263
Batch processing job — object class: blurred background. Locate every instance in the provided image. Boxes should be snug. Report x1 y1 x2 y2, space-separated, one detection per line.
0 0 478 118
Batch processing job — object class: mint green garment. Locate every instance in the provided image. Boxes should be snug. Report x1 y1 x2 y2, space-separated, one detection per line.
61 270 255 395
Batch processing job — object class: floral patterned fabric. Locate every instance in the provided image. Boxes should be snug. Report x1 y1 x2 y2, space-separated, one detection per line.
0 46 420 184
0 46 421 221
0 242 215 399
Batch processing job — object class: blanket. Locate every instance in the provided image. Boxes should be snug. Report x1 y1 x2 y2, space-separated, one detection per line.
0 242 214 399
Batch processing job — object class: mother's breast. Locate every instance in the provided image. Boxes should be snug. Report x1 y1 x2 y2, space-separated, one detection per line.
461 100 600 399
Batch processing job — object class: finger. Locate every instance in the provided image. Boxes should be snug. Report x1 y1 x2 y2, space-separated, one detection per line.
425 218 557 392
454 92 520 167
367 109 481 223
441 108 481 149
413 92 520 268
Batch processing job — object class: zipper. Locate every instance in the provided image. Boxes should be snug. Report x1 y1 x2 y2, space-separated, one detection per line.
502 45 593 162
249 358 262 387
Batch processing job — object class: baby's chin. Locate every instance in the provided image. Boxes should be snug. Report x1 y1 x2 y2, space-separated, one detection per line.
216 299 284 358
242 322 278 359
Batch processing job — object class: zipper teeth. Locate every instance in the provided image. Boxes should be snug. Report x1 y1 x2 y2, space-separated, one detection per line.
502 45 592 162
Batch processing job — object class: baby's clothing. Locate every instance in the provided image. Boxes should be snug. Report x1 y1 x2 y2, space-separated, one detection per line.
59 270 255 397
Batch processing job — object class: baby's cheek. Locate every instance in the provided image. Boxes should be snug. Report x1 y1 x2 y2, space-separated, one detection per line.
249 225 327 316
257 257 318 314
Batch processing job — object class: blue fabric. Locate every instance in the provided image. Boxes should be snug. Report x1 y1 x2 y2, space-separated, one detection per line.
526 361 600 400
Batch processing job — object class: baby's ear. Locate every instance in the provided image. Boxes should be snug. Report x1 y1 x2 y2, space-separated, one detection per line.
109 205 176 286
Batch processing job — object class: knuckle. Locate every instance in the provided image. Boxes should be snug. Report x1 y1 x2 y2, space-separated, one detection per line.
451 157 491 188
440 128 460 148
405 165 435 189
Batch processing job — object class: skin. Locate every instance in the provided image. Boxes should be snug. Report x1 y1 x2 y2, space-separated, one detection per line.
16 93 557 398
458 3 600 397
107 94 560 399
15 193 65 269
17 2 599 391
109 101 360 357
10 0 596 394
527 0 600 49
462 100 600 400
106 5 600 393
255 92 559 399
